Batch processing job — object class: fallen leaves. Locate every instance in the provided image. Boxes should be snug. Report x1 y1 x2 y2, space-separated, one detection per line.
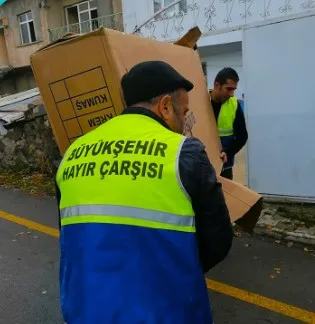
304 247 314 253
270 266 282 279
234 231 242 237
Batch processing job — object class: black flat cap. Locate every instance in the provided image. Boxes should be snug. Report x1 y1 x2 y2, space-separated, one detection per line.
121 60 194 106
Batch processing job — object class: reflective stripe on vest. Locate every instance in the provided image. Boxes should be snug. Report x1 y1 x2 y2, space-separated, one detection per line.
56 113 195 233
60 204 195 232
217 96 238 137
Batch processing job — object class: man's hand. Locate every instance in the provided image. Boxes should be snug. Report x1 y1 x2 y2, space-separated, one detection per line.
220 152 228 164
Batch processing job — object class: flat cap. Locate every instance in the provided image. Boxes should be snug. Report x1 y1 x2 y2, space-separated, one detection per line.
121 60 194 106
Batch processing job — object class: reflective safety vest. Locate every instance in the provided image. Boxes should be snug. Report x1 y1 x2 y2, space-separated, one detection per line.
56 113 212 324
217 96 238 168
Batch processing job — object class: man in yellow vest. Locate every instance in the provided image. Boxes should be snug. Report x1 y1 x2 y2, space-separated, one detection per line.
210 67 248 180
56 61 233 323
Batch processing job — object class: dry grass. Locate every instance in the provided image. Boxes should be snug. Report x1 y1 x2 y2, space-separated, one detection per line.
0 172 55 197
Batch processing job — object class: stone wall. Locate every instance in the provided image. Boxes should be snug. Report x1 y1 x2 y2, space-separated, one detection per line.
0 116 61 175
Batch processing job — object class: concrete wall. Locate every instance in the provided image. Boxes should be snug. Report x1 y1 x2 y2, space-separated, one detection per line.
112 0 122 14
46 0 66 31
97 0 115 16
0 66 36 96
0 29 9 67
47 0 122 39
15 68 37 92
0 0 50 68
0 72 15 95
46 0 89 35
0 0 122 69
47 0 118 29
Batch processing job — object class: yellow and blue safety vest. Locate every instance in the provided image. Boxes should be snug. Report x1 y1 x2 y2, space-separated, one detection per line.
217 96 238 168
56 113 212 323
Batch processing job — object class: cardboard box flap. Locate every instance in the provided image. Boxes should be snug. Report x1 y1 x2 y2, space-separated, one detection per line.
37 27 201 55
34 29 107 54
174 26 202 49
236 197 263 233
34 34 79 53
220 177 263 232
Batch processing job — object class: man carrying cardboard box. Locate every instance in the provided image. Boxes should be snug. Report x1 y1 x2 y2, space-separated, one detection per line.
210 68 248 180
56 60 233 323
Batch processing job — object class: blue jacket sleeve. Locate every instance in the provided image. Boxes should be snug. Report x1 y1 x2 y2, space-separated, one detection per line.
179 137 234 273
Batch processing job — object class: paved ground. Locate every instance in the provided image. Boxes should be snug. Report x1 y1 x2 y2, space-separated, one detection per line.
0 188 62 323
0 188 314 323
209 234 315 323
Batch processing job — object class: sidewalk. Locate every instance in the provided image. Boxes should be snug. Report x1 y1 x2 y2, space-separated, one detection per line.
255 203 315 247
234 149 315 247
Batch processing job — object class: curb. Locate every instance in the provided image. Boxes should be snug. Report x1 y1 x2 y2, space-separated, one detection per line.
255 225 315 247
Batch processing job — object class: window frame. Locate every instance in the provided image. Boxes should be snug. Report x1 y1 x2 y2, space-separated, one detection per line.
65 0 98 34
18 11 37 45
153 0 188 17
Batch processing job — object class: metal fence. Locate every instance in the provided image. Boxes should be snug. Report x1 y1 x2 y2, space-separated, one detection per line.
49 12 124 42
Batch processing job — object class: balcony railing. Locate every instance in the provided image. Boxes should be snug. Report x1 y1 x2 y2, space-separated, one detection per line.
49 12 123 42
124 0 315 41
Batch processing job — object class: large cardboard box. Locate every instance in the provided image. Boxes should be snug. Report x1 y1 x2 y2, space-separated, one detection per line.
31 28 262 232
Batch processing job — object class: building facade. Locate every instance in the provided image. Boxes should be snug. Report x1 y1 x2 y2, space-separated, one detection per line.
122 0 314 101
0 0 122 95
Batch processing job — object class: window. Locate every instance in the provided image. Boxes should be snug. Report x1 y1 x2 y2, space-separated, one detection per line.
65 0 98 34
18 12 37 45
153 0 187 16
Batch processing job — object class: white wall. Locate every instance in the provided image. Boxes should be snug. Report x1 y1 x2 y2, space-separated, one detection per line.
200 49 243 100
198 31 242 47
122 0 315 44
122 0 150 33
243 12 315 198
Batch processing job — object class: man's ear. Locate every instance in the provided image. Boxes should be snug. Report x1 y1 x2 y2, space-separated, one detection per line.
158 95 172 118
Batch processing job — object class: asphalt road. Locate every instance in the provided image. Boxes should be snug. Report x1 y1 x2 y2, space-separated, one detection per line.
0 188 314 324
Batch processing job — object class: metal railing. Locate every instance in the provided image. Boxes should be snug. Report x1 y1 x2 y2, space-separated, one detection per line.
49 12 124 42
124 0 315 41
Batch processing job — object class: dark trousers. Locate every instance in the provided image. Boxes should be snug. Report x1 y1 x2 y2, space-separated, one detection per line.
220 167 233 180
